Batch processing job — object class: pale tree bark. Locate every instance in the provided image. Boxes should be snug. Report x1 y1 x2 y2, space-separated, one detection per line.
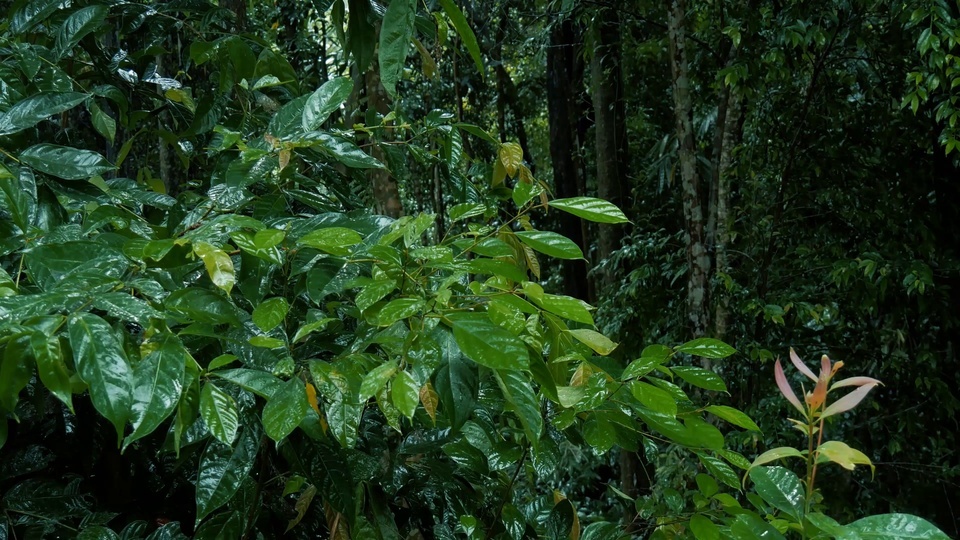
365 59 403 218
668 0 711 339
591 5 628 288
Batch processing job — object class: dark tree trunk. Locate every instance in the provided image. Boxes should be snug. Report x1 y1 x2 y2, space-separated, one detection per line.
546 18 589 300
591 6 629 287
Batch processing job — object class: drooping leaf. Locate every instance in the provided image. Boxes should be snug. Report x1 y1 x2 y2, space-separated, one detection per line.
631 381 677 416
514 231 583 260
448 312 530 370
816 440 875 474
200 382 239 446
379 0 415 98
30 331 72 412
20 144 114 180
549 197 630 224
671 366 728 392
359 361 397 400
68 313 133 441
195 425 260 522
391 370 419 419
262 377 310 441
675 338 736 359
568 329 618 356
0 334 33 413
302 77 353 131
124 333 187 448
749 466 805 521
705 405 761 432
847 514 950 539
495 369 543 445
689 515 720 540
55 5 108 57
748 447 806 472
437 0 484 76
298 227 363 256
0 92 88 135
193 241 236 295
252 297 289 333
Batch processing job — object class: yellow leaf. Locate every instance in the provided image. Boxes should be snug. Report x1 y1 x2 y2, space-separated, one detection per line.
279 149 291 171
305 382 321 415
419 381 438 424
498 142 523 177
192 241 235 295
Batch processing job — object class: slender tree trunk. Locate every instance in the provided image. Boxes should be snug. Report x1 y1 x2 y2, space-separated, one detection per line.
591 6 628 287
714 89 743 340
547 18 589 300
669 0 710 338
365 64 403 218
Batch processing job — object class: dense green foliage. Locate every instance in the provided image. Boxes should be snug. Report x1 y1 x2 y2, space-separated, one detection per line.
0 0 957 539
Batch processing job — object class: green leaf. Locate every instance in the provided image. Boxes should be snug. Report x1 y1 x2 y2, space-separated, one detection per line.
376 297 423 326
495 369 543 444
55 5 108 57
671 366 727 392
847 514 950 539
359 361 397 400
20 144 114 180
124 334 187 449
200 382 239 446
582 414 617 452
705 405 761 432
0 334 33 413
449 313 530 370
675 338 736 359
749 447 806 472
0 92 88 135
314 133 384 169
263 378 309 441
379 0 415 98
165 288 245 326
78 525 120 540
211 368 283 399
631 381 677 416
193 242 236 295
268 94 309 139
207 354 238 372
356 280 396 312
391 370 419 419
68 313 132 441
302 77 353 131
731 514 786 540
689 515 720 540
698 453 741 490
196 426 260 522
298 227 363 256
30 331 72 412
195 511 244 540
568 328 618 355
438 0 484 76
89 101 116 144
514 231 583 260
749 466 805 521
252 297 289 333
434 329 478 430
248 335 285 349
549 197 630 224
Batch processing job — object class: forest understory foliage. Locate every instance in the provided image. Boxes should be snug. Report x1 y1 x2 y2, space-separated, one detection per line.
0 0 958 539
